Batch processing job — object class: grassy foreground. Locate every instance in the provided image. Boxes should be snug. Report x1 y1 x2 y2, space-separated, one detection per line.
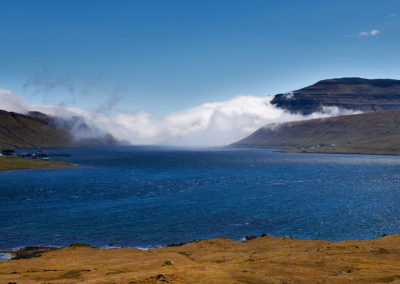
0 156 76 171
2 235 400 283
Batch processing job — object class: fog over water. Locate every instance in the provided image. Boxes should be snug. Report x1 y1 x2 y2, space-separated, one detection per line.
0 88 358 146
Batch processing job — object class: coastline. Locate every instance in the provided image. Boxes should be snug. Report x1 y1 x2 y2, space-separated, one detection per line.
0 156 77 171
282 147 400 156
232 145 400 156
2 234 400 283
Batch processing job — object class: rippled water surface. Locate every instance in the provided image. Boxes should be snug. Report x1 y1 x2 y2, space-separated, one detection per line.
1 146 400 250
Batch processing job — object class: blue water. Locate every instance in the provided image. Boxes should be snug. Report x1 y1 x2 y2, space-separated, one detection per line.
1 146 400 250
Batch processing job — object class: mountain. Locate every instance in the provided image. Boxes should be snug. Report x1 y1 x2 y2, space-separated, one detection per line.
233 110 400 155
271 78 400 114
0 110 121 149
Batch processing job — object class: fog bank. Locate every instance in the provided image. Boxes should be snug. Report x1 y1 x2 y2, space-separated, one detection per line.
0 89 359 146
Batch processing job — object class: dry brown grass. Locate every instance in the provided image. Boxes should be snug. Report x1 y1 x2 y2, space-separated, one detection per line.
2 234 400 283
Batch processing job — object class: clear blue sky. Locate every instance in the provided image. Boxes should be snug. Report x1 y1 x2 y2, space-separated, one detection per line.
1 0 399 114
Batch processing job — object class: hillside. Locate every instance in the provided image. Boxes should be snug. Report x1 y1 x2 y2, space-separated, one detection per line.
234 110 400 155
0 110 120 149
0 110 77 149
271 77 400 114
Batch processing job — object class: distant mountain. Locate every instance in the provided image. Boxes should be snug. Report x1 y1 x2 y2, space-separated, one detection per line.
0 110 122 149
233 110 400 155
271 78 400 114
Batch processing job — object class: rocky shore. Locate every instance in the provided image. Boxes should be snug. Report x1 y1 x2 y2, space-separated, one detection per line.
2 234 400 283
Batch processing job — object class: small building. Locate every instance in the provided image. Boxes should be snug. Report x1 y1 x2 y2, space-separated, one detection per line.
2 149 15 156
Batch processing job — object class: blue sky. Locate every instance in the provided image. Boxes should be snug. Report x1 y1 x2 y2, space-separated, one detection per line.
1 0 400 114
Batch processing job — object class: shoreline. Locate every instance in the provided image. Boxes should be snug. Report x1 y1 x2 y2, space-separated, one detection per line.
232 144 400 156
0 232 389 259
2 234 400 283
281 147 400 156
0 156 77 172
0 235 256 256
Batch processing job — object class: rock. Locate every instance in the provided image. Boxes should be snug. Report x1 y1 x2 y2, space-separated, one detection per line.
166 242 186 247
12 246 58 259
245 236 257 241
69 243 92 248
162 260 173 266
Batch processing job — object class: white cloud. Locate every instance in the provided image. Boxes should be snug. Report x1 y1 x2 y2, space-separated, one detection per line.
0 89 360 146
370 29 380 36
283 92 294 99
359 29 380 37
0 89 30 113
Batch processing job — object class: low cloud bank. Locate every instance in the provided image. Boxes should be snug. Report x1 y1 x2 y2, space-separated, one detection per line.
0 89 359 146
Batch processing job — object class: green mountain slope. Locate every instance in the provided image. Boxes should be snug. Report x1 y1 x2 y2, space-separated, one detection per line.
0 110 122 149
233 110 400 155
0 110 76 149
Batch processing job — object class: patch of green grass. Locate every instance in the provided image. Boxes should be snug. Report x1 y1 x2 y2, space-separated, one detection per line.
0 156 76 171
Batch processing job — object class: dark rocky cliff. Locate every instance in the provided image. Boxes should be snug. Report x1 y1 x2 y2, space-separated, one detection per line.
271 78 400 114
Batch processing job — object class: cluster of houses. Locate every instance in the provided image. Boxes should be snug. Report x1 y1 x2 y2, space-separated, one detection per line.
1 149 49 160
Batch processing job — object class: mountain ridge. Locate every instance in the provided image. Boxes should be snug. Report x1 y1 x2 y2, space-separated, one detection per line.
0 109 122 149
233 110 400 155
271 77 400 114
